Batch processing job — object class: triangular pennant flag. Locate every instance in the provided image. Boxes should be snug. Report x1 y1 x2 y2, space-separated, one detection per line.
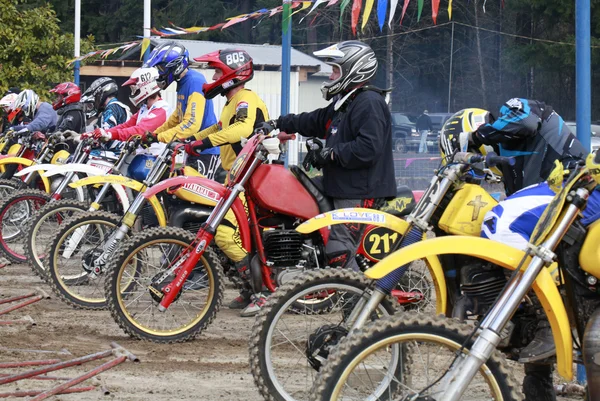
327 0 341 5
432 0 440 24
388 0 398 26
377 0 388 31
302 0 327 23
448 0 453 19
226 13 248 21
270 6 283 16
339 0 352 27
400 0 410 24
351 0 362 35
361 0 375 31
222 16 248 30
140 37 150 60
291 1 311 16
417 0 423 21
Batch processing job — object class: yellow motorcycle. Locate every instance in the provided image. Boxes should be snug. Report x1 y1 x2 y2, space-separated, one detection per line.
249 151 515 401
311 155 600 400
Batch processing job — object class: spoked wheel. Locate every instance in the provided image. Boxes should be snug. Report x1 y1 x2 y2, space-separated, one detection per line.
25 200 88 280
47 211 123 310
105 226 224 343
0 178 22 198
311 314 523 401
249 269 399 401
396 260 436 313
0 189 50 262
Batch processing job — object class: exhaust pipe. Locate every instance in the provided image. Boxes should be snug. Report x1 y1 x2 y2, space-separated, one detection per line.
583 307 600 398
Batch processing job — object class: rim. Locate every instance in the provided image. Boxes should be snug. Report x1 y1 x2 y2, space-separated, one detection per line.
0 195 46 259
30 205 87 271
330 332 504 401
53 219 116 304
263 283 396 401
115 237 216 337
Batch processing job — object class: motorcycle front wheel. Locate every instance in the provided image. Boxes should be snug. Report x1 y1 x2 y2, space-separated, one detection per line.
249 269 400 401
105 226 224 343
311 314 523 401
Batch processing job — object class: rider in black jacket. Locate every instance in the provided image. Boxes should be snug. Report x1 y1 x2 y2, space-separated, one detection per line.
260 41 396 271
50 82 86 134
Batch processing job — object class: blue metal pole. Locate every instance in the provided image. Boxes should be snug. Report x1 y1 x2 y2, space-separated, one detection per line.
74 61 80 86
576 0 591 152
282 0 292 167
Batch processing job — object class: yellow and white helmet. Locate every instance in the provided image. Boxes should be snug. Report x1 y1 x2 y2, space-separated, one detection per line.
439 108 495 164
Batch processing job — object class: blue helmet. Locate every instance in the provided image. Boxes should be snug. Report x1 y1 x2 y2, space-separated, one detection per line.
144 41 189 89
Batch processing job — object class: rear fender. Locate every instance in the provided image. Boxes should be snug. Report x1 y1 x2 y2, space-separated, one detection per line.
144 176 250 252
0 157 50 192
365 236 573 381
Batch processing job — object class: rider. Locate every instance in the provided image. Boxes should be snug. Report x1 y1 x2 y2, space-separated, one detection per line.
258 40 396 271
0 92 18 132
84 77 130 130
8 89 57 134
143 41 221 179
88 68 169 142
440 102 590 401
49 82 87 134
184 48 269 317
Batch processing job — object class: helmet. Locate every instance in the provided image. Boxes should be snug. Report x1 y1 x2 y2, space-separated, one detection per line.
49 82 81 110
86 77 119 112
144 41 189 90
439 108 495 164
0 93 17 113
586 151 600 185
8 90 39 125
313 41 378 100
194 49 254 99
123 67 161 107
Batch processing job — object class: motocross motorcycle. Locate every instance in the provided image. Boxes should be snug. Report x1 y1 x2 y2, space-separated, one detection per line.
22 136 142 279
101 132 419 345
310 155 600 401
249 151 515 401
44 139 225 310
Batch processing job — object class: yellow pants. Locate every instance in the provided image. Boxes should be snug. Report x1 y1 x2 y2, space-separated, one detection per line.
214 189 248 263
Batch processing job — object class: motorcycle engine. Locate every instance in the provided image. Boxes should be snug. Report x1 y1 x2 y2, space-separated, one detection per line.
458 262 507 316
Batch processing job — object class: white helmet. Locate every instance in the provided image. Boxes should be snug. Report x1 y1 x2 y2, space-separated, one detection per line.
0 93 18 113
9 90 39 124
123 67 161 107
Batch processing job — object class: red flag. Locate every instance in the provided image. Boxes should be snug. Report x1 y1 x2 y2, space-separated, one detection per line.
400 0 410 25
432 0 440 24
351 0 362 35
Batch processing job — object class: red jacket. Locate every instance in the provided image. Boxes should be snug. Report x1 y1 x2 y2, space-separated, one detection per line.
107 99 169 141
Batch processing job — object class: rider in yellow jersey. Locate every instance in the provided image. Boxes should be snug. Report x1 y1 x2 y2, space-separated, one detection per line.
185 49 269 317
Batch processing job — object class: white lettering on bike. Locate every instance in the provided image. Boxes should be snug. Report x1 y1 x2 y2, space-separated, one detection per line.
331 211 385 223
182 183 220 201
89 163 112 173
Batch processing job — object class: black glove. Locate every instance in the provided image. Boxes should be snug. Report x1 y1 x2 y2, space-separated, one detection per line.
312 147 334 170
254 120 278 135
142 131 157 144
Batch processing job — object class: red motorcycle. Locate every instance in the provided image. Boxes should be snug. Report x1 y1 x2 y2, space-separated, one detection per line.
103 133 420 342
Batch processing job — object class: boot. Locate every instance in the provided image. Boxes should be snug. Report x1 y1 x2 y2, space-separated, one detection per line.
519 320 556 363
522 363 556 401
240 292 267 317
228 288 252 309
228 256 252 309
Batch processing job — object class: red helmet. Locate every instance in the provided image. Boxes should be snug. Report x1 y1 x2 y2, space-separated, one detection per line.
194 49 253 99
49 82 81 110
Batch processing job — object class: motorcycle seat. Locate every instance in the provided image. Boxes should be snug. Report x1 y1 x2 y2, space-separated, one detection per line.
380 185 416 217
289 165 333 213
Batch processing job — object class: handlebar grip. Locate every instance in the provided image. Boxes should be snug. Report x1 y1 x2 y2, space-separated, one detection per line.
485 153 516 167
454 152 483 164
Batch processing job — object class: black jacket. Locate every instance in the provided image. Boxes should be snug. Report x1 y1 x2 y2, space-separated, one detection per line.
56 103 86 134
277 89 396 199
416 113 432 131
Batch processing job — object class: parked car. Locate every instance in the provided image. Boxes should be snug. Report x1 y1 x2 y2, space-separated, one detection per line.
428 112 455 135
391 112 417 153
564 121 600 152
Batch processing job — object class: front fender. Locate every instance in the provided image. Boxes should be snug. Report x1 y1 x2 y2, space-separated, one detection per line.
14 163 63 178
43 163 112 178
366 236 573 380
0 157 50 192
297 208 409 234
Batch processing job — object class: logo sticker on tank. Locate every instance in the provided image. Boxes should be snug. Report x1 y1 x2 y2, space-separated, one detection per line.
182 183 220 201
331 211 385 223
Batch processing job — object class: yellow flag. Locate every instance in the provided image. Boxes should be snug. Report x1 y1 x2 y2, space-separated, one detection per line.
291 1 311 16
448 0 453 20
362 0 375 31
140 38 151 61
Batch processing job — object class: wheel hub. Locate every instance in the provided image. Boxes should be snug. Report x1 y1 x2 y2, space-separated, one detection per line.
82 248 103 274
306 324 348 371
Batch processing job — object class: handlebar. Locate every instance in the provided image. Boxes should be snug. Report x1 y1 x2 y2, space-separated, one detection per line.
454 152 515 168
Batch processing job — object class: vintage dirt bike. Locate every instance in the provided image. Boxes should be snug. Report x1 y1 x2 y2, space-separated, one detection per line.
0 134 107 263
22 136 141 279
101 132 420 345
248 151 514 401
44 139 223 310
309 156 600 401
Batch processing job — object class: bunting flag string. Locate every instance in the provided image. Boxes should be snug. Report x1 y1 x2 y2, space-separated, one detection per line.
68 0 508 65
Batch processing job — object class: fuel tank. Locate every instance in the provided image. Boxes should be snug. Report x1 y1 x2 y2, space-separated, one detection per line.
248 163 319 221
580 219 600 279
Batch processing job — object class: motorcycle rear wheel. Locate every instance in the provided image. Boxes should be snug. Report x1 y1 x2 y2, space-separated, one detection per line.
0 178 22 198
311 314 523 401
0 189 50 262
105 226 224 343
25 200 88 280
249 269 399 401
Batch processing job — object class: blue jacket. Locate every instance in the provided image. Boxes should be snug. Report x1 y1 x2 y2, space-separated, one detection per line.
13 102 57 133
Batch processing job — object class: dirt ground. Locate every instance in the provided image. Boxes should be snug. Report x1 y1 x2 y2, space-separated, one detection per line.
0 262 585 401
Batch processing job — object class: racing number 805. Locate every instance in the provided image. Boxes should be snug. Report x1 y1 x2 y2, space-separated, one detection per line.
225 52 245 65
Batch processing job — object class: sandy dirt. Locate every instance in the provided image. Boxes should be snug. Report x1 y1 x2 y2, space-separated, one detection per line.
0 262 585 401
